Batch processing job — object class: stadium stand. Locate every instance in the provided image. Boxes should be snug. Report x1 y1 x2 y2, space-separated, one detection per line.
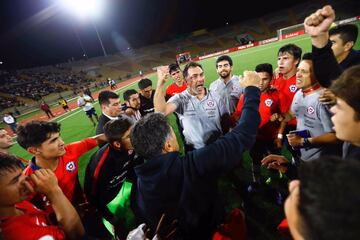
0 0 357 117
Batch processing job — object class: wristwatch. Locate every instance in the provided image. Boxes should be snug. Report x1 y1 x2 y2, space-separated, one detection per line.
303 137 312 148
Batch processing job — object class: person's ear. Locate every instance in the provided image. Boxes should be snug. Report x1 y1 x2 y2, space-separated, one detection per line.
112 140 121 150
344 41 354 52
163 139 174 153
27 146 40 155
294 58 300 67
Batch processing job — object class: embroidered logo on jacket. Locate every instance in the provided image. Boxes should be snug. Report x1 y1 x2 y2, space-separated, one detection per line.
66 161 76 172
265 99 273 107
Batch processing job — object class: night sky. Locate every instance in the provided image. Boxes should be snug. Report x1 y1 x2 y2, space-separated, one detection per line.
0 0 326 69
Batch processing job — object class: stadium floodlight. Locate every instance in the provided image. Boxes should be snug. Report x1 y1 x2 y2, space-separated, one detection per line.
60 0 104 20
59 0 107 56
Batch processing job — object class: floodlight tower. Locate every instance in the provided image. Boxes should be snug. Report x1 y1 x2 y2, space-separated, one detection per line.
60 0 107 57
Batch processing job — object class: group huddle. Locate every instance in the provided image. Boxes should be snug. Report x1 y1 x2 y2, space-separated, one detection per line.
0 5 360 240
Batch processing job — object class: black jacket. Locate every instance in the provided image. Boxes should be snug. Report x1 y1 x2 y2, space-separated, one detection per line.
96 114 111 135
312 41 360 160
139 91 155 116
84 144 136 228
134 87 260 239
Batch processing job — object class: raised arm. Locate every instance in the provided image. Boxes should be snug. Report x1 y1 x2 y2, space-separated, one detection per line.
154 66 177 116
304 5 342 87
30 169 85 240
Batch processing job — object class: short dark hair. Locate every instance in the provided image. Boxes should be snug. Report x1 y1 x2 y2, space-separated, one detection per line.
298 156 360 239
98 90 119 106
138 78 152 90
17 121 61 149
302 52 313 61
278 44 302 61
330 65 360 121
255 63 273 78
130 113 171 158
123 89 138 102
0 154 24 176
103 117 133 144
329 24 358 46
216 55 233 67
183 62 203 79
168 63 180 74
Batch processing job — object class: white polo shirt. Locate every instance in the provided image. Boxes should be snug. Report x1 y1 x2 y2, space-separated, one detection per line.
209 75 243 114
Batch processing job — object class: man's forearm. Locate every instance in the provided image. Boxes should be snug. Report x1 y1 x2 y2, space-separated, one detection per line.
47 187 85 240
154 84 167 113
312 41 342 88
309 132 338 146
311 33 329 49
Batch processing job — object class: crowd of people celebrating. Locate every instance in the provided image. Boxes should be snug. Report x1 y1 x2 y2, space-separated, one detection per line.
0 5 360 240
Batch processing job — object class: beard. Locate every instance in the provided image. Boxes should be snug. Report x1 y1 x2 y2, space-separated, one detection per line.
220 71 230 79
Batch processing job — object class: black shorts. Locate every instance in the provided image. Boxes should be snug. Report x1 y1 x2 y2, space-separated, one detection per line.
62 105 69 110
85 108 96 117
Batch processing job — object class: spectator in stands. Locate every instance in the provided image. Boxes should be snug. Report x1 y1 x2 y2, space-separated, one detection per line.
233 63 285 189
85 118 136 239
58 97 70 113
3 112 17 135
154 62 227 151
138 78 155 116
123 89 142 122
77 91 99 126
165 63 187 100
0 154 85 240
304 5 360 159
40 101 55 119
284 156 360 240
130 71 260 239
96 90 123 135
209 55 243 115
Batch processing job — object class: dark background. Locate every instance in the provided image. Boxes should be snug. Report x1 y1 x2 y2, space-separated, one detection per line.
0 0 337 69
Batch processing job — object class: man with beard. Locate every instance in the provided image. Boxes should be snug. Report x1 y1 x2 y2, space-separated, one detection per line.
123 89 142 122
154 62 227 151
209 55 243 115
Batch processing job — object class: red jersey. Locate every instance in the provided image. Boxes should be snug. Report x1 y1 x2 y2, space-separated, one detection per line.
0 201 65 240
23 138 97 213
272 74 298 126
234 88 286 141
166 82 187 98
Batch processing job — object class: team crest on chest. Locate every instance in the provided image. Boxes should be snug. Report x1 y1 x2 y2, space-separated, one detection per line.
207 100 215 107
66 161 76 172
307 106 315 114
264 99 273 107
289 84 297 93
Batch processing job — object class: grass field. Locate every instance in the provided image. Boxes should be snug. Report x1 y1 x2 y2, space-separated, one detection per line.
10 35 314 159
8 29 360 239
